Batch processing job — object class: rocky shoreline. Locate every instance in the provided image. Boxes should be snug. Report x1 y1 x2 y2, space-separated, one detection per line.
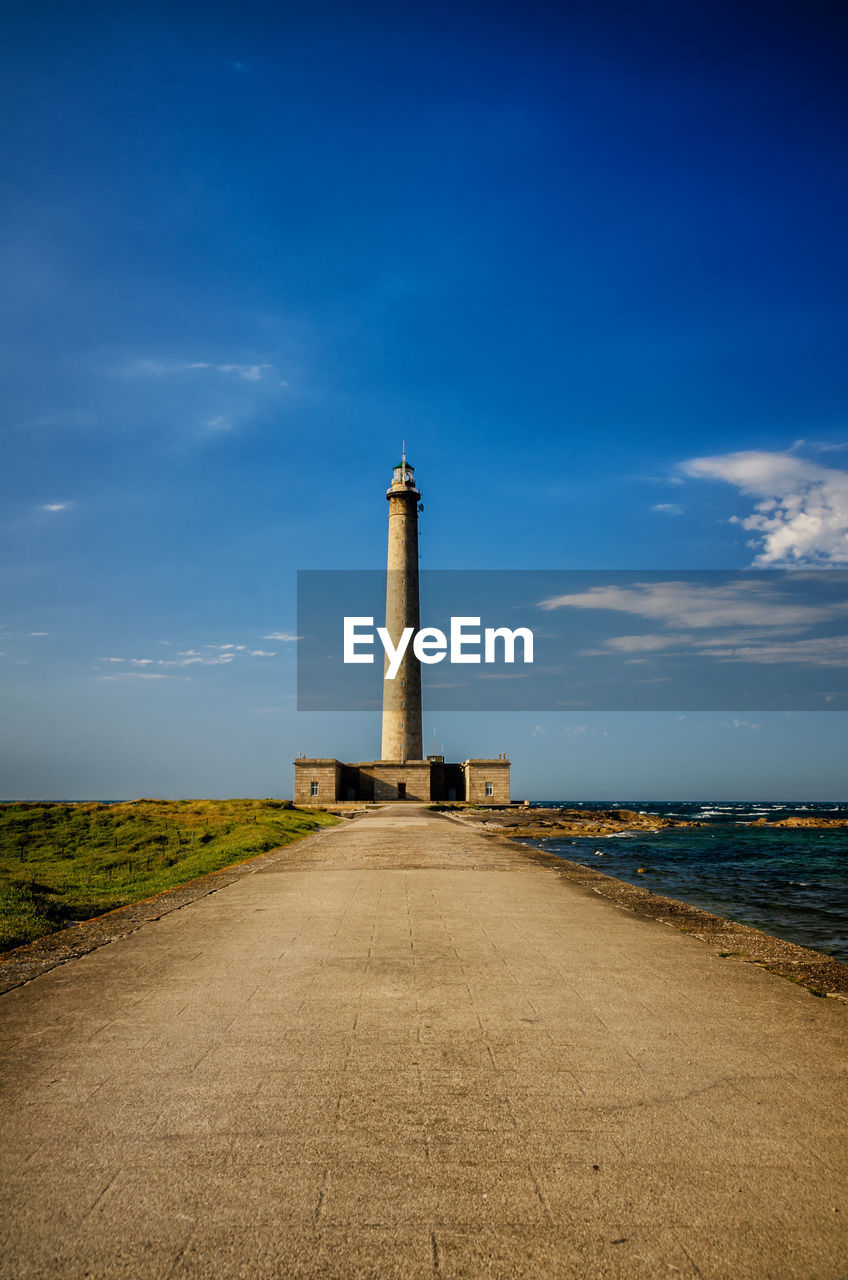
436 805 848 838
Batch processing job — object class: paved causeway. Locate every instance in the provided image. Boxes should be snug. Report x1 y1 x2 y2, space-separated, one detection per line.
2 805 846 1278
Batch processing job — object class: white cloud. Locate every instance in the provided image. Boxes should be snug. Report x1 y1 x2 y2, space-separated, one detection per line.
604 633 693 652
651 503 683 515
137 359 273 382
219 363 270 381
681 450 848 565
40 503 68 513
99 640 277 672
540 580 838 630
788 439 848 454
98 672 171 680
701 635 848 667
581 624 848 667
172 653 235 665
724 719 760 730
203 416 231 431
263 631 300 641
30 631 49 637
101 650 240 669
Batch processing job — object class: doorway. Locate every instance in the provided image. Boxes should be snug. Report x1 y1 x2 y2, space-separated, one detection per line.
397 781 407 799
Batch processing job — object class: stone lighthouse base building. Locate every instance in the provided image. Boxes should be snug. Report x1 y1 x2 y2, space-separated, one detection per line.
294 456 511 805
294 754 511 806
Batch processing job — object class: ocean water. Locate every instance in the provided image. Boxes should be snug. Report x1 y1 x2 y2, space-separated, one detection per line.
524 802 848 962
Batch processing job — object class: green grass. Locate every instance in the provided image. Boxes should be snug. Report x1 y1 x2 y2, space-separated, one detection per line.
427 803 483 811
0 799 339 952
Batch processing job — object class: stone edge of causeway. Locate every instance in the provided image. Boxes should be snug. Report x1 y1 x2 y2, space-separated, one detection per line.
447 816 848 1002
0 830 341 995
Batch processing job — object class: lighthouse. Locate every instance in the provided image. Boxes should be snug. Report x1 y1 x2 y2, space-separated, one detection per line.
293 456 510 805
381 455 423 761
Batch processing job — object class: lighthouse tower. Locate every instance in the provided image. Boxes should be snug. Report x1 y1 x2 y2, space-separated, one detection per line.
381 455 423 761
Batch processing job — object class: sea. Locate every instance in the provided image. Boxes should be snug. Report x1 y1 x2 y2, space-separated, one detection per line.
523 802 848 962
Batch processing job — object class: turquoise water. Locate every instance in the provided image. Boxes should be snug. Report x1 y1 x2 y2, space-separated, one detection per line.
524 802 848 961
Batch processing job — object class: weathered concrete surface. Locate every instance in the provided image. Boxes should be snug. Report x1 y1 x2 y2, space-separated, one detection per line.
1 805 846 1279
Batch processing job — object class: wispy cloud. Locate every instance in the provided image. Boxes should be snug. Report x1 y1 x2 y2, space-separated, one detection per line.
788 439 848 454
604 633 692 652
701 635 848 667
95 640 278 672
540 580 839 629
724 719 760 730
681 450 848 566
219 364 269 381
263 631 300 641
39 503 69 513
548 577 848 672
582 627 848 667
98 672 171 681
651 503 683 515
136 359 273 382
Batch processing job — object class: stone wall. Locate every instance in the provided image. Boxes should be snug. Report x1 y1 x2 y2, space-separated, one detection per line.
359 762 431 802
294 759 343 806
464 759 511 805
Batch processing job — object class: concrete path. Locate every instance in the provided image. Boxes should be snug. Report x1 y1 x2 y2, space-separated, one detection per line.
1 805 846 1279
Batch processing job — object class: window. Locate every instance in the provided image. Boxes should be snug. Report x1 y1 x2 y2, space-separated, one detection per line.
485 781 493 797
310 781 319 797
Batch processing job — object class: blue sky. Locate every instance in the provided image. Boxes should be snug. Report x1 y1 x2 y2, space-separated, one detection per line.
2 0 847 799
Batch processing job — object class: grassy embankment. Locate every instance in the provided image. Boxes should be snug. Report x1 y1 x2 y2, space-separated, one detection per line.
0 799 338 952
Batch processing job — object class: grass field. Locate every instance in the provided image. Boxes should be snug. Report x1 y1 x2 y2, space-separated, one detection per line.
0 799 339 952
